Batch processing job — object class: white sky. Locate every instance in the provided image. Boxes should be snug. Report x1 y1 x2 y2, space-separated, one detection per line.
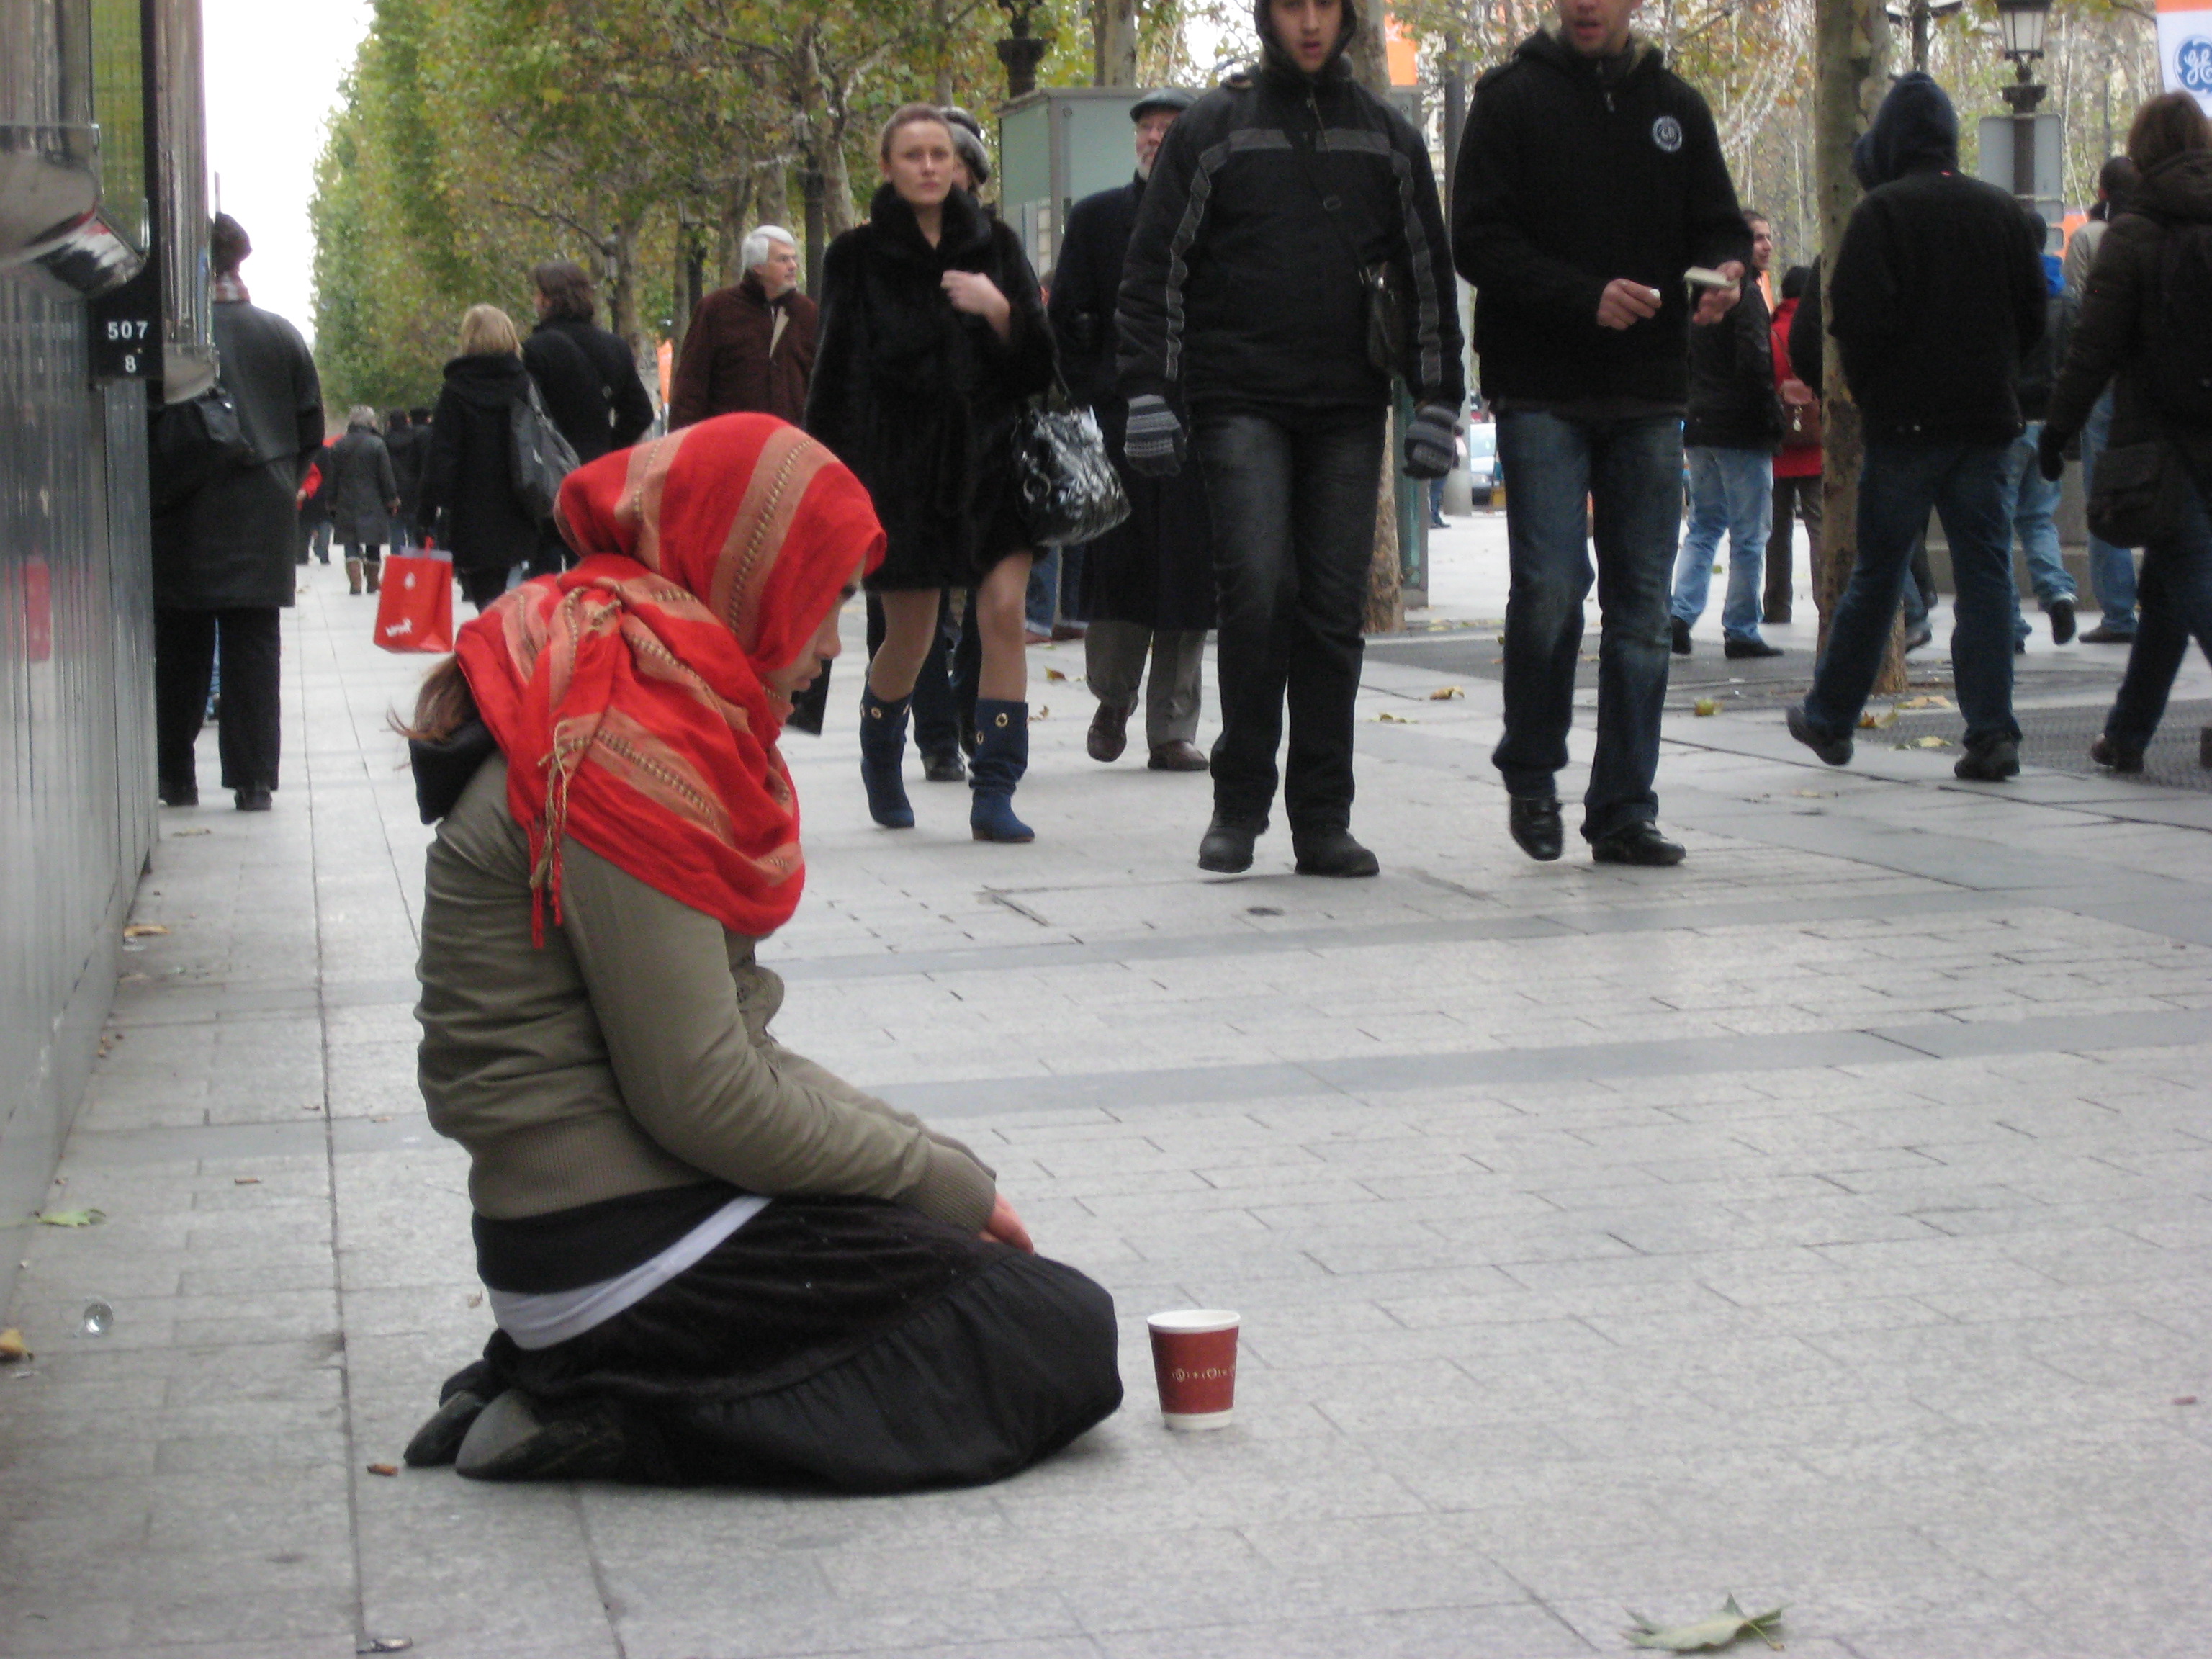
202 0 374 344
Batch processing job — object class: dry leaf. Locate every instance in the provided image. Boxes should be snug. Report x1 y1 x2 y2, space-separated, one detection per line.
1902 734 1951 750
122 923 168 938
1791 788 1833 798
1427 685 1464 701
1858 709 1898 729
1035 706 1049 719
367 1462 399 1477
171 827 210 837
1043 667 1067 682
1373 711 1413 724
233 1177 261 1187
1624 1596 1785 1651
0 1328 29 1362
467 1292 484 1308
1579 652 1601 662
33 1208 103 1228
1896 693 1952 710
1692 699 1719 717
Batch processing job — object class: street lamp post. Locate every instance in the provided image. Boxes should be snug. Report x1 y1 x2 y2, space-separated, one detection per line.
1995 0 2052 230
997 0 1051 100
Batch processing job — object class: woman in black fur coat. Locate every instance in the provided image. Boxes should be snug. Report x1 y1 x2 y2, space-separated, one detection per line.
805 104 1056 842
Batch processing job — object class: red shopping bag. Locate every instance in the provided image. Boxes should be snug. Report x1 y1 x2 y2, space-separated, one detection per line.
373 547 454 653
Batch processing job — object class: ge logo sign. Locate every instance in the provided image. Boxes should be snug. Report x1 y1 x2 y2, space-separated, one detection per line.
2180 36 2212 95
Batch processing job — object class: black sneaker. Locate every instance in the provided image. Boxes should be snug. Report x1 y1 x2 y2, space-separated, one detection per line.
1954 736 2020 781
1508 795 1563 863
1197 815 1261 873
1590 822 1686 866
1786 703 1853 767
1671 618 1692 655
2049 598 2077 644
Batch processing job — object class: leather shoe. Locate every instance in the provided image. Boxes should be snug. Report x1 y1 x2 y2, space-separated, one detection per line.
1087 701 1132 763
1197 815 1260 873
158 780 198 808
1508 794 1563 863
920 747 966 783
2089 733 2144 774
1292 827 1379 878
234 787 273 811
1671 617 1692 655
2079 623 2135 644
1954 736 2020 781
1786 703 1853 767
1590 821 1686 866
1723 637 1783 659
1148 739 1208 772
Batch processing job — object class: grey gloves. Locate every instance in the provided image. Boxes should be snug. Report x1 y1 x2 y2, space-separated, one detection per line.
1404 403 1457 480
1123 394 1185 477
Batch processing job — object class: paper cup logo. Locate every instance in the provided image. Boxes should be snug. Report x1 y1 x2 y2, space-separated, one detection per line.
2180 37 2212 96
1653 115 1684 153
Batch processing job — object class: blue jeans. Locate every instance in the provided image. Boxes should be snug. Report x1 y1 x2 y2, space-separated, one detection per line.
1192 406 1388 832
2082 389 2139 631
1804 441 2019 747
2004 422 2074 642
2104 470 2212 750
1493 409 1683 840
1671 445 1773 642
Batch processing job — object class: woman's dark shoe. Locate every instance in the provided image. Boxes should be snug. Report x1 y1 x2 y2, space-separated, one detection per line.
2089 733 2145 774
1292 827 1379 878
1591 822 1686 866
454 1390 628 1483
1197 814 1260 873
1508 795 1563 862
920 746 966 783
969 700 1035 842
858 688 916 829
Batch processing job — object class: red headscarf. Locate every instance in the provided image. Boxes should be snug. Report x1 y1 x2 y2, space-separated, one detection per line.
456 415 884 941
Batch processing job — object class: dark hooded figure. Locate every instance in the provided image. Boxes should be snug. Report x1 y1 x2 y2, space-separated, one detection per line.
1786 71 2046 783
1117 0 1464 879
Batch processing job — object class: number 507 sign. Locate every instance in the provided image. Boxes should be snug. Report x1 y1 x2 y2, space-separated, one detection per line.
2162 0 2212 114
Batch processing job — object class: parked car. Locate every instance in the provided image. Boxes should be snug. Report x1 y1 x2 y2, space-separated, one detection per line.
1465 421 1501 505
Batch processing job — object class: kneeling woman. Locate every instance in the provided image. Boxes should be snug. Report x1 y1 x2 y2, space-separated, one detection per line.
400 415 1120 1487
806 104 1056 842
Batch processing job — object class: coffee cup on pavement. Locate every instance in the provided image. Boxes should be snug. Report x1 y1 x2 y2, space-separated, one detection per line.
1147 1309 1240 1430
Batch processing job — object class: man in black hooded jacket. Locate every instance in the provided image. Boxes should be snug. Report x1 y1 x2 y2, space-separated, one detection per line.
1785 72 2046 783
1117 0 1463 880
1454 0 1750 868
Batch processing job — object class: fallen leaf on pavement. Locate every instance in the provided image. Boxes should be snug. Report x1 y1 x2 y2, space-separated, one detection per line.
1693 699 1719 717
1791 788 1833 798
122 924 168 938
33 1208 104 1227
1900 734 1951 750
367 1462 399 1477
467 1292 484 1308
1624 1596 1785 1651
1035 706 1049 719
1896 694 1953 710
171 827 210 837
1858 709 1898 729
0 1329 29 1362
1373 711 1413 724
1043 667 1067 682
1428 685 1464 701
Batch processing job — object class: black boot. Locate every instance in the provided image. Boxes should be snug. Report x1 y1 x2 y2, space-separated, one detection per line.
969 699 1035 842
858 688 915 828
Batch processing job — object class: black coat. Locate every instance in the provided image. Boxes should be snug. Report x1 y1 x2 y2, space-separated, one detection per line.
386 423 428 528
521 315 655 464
1453 29 1748 408
418 354 542 578
321 426 397 548
806 184 1056 589
1051 176 1215 631
1827 73 2044 446
1118 13 1462 415
152 296 324 610
1683 277 1779 450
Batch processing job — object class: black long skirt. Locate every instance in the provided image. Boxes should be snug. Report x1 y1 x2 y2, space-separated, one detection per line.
478 1197 1123 1493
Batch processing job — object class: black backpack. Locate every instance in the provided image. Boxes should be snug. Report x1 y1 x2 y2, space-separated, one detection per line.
2143 219 2212 426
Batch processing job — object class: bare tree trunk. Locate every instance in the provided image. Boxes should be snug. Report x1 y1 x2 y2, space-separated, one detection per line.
1349 1 1403 634
606 215 642 359
935 0 956 104
1813 0 1902 690
717 159 757 289
1100 0 1141 86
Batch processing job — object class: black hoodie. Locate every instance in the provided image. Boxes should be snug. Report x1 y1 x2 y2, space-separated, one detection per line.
1115 0 1464 415
418 352 542 577
1452 27 1748 410
1826 73 2045 446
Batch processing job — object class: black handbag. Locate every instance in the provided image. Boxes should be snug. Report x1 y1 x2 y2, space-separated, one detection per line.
509 374 581 523
1010 382 1131 547
2087 439 2188 547
150 385 256 513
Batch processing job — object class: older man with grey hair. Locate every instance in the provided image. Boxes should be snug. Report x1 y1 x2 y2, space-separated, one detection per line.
670 223 817 428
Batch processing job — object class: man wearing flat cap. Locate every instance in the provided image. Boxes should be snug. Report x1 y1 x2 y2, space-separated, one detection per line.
1048 88 1217 775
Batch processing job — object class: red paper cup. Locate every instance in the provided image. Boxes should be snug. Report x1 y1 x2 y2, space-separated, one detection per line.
1148 1309 1240 1430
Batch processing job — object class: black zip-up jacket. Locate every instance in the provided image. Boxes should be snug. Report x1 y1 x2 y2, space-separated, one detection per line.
1115 0 1463 415
521 314 655 465
1827 73 2044 446
1453 29 1747 409
1684 277 1779 449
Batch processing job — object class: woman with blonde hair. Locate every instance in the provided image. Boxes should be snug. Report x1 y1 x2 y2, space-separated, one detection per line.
420 302 546 610
397 415 1120 1486
807 103 1057 842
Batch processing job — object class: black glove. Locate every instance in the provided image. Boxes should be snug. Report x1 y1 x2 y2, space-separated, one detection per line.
1123 394 1185 478
2037 426 2067 482
1405 403 1457 480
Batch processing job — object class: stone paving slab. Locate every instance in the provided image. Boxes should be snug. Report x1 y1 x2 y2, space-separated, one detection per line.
4 526 2210 1658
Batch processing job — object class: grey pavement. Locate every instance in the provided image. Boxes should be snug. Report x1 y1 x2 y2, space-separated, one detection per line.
4 521 2210 1659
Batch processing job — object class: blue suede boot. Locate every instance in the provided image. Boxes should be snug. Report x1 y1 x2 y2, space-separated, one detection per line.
968 699 1034 843
858 687 915 829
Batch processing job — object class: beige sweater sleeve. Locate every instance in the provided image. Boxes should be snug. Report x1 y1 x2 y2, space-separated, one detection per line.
554 838 995 1233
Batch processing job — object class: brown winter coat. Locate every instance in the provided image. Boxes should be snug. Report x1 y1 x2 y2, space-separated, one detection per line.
668 274 818 430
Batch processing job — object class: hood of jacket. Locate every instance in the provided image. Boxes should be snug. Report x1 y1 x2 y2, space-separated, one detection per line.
1514 24 1663 89
1852 71 1958 190
442 351 531 408
1251 0 1359 86
2136 148 2212 224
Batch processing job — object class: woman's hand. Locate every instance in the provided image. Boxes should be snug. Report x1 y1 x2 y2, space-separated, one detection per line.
980 1192 1034 1253
943 271 1012 341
